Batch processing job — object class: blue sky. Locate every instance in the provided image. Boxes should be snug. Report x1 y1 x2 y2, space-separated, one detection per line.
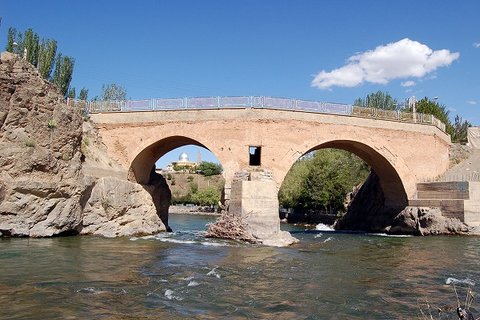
2 1 479 168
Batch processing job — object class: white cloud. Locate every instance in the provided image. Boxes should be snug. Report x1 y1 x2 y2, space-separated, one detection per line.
466 100 478 105
473 42 480 48
311 38 460 89
401 80 416 87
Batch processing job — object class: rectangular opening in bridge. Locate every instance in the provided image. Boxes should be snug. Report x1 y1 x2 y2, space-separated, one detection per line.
249 146 261 166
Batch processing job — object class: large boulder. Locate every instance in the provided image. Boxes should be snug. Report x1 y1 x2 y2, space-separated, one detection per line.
389 206 470 235
80 177 165 237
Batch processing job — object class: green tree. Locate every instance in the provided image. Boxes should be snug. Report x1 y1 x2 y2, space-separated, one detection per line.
452 115 471 143
23 28 39 66
411 97 454 136
197 161 222 176
67 87 76 99
6 27 16 52
100 83 127 101
51 53 75 96
354 91 398 110
78 87 88 100
278 158 310 209
38 38 57 79
191 187 221 206
279 149 369 213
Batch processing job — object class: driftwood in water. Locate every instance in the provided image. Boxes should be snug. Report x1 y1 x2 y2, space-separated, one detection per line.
205 212 258 243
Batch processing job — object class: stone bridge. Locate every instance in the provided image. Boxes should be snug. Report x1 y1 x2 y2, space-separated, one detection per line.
80 96 451 242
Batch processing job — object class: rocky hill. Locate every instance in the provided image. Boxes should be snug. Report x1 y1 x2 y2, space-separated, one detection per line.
0 52 167 237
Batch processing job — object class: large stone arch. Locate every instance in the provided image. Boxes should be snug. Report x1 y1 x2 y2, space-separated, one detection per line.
277 139 412 209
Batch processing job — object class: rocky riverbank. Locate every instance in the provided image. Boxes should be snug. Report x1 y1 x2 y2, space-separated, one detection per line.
335 170 479 235
0 52 167 237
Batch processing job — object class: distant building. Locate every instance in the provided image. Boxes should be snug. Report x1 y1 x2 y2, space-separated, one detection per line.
160 152 198 173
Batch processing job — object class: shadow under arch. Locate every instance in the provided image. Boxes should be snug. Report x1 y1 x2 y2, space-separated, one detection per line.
302 139 408 210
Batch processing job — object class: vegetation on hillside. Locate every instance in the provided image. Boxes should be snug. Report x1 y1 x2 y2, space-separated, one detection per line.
5 27 75 97
167 173 224 207
279 149 370 214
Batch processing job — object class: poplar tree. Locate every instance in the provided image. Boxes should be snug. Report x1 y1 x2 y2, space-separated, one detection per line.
78 88 88 101
67 87 76 99
52 53 75 96
354 91 398 110
6 27 16 52
38 39 57 79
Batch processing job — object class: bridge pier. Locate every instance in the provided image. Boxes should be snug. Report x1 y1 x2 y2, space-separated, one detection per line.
228 169 298 246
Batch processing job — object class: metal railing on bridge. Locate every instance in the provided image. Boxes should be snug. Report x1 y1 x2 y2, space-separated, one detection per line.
66 96 447 132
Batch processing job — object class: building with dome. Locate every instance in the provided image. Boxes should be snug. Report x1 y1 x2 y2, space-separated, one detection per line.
162 152 199 173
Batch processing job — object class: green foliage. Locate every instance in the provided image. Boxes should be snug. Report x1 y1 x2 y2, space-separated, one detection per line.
353 91 398 110
189 182 199 194
4 26 75 96
452 115 471 143
6 27 16 52
38 38 57 79
173 163 193 172
47 119 57 129
279 149 370 213
412 97 454 136
25 138 36 147
67 87 76 99
197 161 222 176
51 53 75 96
190 187 221 206
23 28 39 66
78 87 88 101
99 83 127 101
186 175 194 182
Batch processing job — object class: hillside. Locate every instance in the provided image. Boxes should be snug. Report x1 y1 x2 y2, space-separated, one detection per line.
163 172 224 202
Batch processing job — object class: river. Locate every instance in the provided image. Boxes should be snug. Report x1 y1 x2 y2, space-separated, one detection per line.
1 214 479 319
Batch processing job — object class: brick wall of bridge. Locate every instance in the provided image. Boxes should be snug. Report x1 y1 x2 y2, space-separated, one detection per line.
90 108 451 208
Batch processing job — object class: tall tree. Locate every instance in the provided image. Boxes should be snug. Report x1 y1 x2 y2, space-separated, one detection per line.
354 91 398 110
452 115 471 143
51 53 75 96
78 88 88 101
67 87 76 99
23 28 40 66
411 97 454 136
37 38 57 79
100 83 127 101
6 27 16 52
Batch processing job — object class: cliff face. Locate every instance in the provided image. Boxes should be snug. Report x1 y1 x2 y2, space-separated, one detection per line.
0 52 84 236
0 52 166 237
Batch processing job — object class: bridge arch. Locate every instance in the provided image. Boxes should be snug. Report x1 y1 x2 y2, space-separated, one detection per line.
278 139 410 209
128 135 216 184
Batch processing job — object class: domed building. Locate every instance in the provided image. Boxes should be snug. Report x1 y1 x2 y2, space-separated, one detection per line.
162 152 198 173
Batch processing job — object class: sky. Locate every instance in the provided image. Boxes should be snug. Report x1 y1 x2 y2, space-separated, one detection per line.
1 1 479 168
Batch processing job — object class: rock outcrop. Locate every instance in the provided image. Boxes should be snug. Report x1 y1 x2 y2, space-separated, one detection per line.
0 52 166 237
81 177 165 237
0 51 84 236
389 206 470 235
336 170 475 235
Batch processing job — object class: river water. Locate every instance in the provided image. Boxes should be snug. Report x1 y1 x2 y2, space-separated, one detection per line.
1 214 479 319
